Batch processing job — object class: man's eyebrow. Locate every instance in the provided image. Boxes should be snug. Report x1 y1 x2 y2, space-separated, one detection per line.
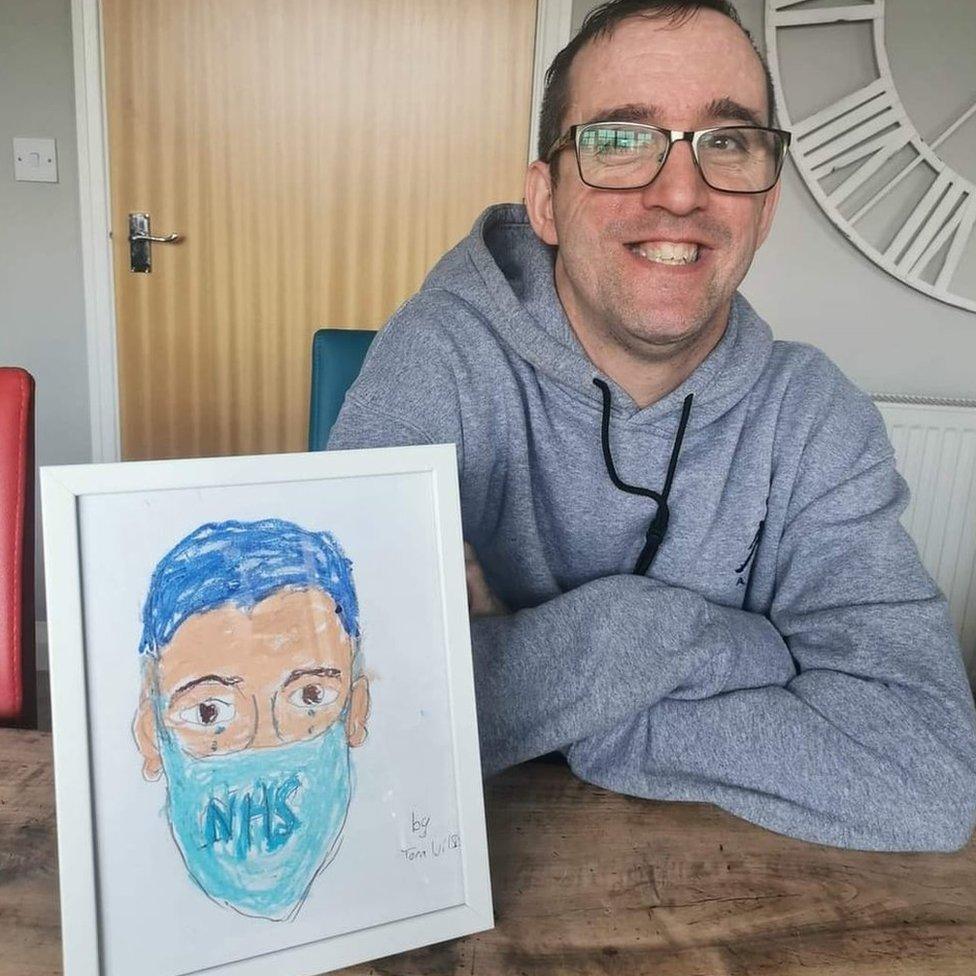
283 666 342 687
702 97 764 127
582 103 660 126
170 674 242 699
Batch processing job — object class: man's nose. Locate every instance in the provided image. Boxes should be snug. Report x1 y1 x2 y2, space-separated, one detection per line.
639 138 710 214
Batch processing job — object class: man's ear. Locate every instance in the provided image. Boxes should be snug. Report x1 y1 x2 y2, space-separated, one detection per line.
755 178 781 250
133 672 163 781
524 160 559 246
345 675 370 748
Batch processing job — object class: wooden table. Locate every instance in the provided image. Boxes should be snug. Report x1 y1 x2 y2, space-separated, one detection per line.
2 728 975 975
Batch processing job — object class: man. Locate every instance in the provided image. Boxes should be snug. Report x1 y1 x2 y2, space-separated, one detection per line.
133 518 370 920
328 0 976 851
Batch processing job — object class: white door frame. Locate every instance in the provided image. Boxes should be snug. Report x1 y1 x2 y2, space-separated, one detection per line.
71 0 574 464
529 0 575 166
71 0 120 464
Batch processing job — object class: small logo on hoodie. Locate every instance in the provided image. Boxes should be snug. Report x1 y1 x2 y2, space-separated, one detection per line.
735 519 765 586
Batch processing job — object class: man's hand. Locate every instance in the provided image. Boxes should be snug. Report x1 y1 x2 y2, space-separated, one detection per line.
464 542 509 617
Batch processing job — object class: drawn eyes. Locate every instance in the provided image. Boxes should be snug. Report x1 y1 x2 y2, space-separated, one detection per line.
287 683 339 709
168 667 343 743
178 697 235 727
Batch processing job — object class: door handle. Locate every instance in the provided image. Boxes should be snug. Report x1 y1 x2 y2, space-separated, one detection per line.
128 212 182 273
131 232 181 243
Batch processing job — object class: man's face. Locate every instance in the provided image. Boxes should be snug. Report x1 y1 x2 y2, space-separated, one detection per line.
526 10 780 364
136 587 369 778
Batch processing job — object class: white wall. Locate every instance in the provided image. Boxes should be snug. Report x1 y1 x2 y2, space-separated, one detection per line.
0 0 91 629
571 0 976 399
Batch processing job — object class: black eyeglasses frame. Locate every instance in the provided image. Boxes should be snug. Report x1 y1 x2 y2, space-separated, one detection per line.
544 121 792 195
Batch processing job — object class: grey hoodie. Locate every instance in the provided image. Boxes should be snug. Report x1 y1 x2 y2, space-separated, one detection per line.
329 203 976 851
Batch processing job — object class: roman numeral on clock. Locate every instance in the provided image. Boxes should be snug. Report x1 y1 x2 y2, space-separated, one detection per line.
791 79 912 207
768 0 882 28
885 175 975 289
792 78 905 169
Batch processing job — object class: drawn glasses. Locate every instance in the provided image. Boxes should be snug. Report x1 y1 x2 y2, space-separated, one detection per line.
545 121 792 194
164 672 346 757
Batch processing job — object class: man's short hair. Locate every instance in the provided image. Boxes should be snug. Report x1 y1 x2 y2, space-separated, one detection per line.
537 0 776 165
138 518 361 657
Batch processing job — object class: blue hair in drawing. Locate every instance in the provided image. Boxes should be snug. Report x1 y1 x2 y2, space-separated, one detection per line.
133 519 371 922
139 518 361 655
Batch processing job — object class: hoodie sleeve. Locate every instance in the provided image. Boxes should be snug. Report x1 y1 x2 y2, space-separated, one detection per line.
566 383 976 852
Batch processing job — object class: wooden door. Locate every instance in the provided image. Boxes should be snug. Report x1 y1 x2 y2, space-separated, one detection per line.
102 0 537 460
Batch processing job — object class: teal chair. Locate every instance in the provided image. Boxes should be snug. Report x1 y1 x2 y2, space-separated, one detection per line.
308 328 378 450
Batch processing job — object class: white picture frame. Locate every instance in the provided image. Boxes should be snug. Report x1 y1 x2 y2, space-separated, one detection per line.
40 443 493 976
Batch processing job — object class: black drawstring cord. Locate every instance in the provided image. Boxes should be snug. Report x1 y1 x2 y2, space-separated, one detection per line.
593 378 694 575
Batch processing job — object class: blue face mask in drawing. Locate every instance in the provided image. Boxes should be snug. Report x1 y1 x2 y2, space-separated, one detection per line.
155 700 353 921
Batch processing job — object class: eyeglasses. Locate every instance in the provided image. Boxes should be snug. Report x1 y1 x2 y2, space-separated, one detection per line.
545 121 792 194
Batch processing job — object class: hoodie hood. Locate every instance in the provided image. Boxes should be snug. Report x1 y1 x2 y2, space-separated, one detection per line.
421 203 774 432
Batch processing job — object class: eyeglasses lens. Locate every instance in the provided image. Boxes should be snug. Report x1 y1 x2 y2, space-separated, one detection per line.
577 123 785 192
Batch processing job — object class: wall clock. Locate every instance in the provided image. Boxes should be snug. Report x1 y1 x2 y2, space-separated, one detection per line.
765 0 975 312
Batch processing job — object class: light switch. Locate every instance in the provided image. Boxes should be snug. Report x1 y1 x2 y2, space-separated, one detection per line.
13 137 58 183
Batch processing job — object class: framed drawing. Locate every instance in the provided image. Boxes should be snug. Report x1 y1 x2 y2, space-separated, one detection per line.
40 444 492 976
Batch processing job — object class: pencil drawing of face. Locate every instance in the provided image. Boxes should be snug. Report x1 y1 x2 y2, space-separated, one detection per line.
133 519 371 921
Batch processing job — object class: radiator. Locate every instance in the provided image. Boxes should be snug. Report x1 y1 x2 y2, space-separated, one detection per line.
873 395 976 686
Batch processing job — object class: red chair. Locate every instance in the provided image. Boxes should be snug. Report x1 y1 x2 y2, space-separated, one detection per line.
0 368 36 727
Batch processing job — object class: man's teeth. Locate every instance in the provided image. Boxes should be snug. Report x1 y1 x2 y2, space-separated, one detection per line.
629 241 700 265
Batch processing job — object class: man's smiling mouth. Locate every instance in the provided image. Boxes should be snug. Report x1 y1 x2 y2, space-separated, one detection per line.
627 240 701 265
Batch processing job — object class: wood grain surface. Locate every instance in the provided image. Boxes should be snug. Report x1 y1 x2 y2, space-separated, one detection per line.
1 729 974 975
0 731 60 976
